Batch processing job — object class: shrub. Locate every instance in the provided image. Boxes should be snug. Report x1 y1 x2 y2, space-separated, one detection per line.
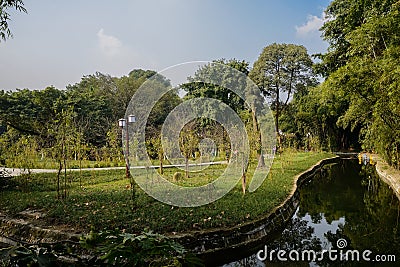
173 172 183 182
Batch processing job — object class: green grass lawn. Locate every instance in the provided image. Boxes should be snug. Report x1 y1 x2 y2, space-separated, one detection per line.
0 151 334 234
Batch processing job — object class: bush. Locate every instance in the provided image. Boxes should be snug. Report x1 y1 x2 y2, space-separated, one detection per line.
80 229 204 266
173 172 183 182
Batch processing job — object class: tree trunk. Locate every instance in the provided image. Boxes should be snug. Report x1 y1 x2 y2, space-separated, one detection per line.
185 157 189 179
396 143 399 170
252 108 265 168
79 149 82 188
57 160 62 199
63 143 67 200
275 91 281 148
159 149 163 175
63 157 67 199
241 164 246 195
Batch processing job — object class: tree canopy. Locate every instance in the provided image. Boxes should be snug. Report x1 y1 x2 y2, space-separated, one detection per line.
249 43 315 145
0 69 181 163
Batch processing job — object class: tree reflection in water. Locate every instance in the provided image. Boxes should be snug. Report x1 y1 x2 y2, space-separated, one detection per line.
223 160 400 267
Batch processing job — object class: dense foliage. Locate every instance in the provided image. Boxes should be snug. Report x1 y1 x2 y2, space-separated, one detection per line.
276 0 400 169
0 70 180 166
318 0 400 167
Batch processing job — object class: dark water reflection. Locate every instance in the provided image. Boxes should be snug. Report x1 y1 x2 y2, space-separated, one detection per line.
222 160 400 266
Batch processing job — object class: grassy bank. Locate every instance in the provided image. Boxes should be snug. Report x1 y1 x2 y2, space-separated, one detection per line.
0 151 334 234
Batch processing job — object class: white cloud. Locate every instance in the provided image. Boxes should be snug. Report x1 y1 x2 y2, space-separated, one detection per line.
295 13 326 38
97 28 122 56
93 29 155 78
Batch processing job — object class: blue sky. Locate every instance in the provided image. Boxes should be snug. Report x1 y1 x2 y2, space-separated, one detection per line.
0 0 331 91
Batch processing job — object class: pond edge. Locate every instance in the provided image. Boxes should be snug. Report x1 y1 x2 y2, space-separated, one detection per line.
371 153 400 201
171 155 340 263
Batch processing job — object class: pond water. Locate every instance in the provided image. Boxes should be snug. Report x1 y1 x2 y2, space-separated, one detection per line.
221 159 400 266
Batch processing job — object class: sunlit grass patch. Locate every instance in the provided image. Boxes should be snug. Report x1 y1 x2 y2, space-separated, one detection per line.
0 151 334 234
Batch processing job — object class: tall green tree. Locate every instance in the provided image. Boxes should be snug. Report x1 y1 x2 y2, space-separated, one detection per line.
249 43 315 146
50 106 78 200
183 59 249 113
66 70 161 148
179 59 249 162
114 70 156 118
66 82 113 147
179 121 199 179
